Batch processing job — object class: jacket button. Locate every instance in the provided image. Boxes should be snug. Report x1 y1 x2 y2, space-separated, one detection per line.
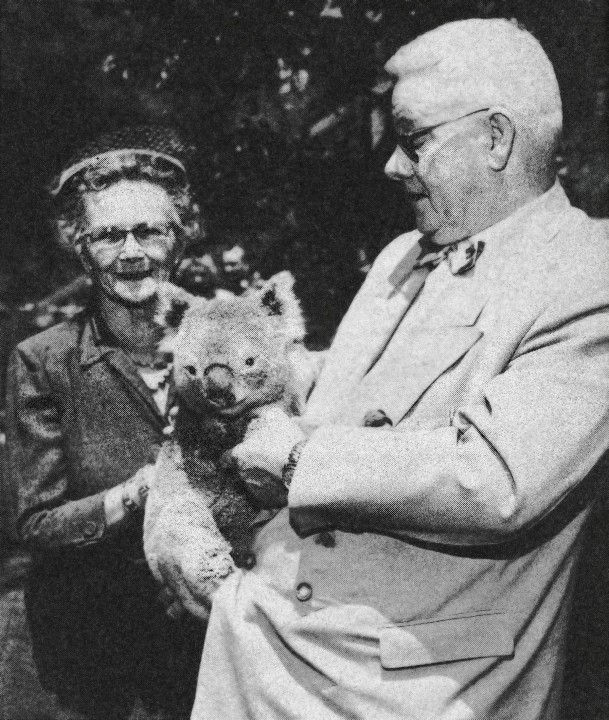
363 408 393 427
315 531 336 548
82 521 98 538
295 582 312 602
244 553 256 570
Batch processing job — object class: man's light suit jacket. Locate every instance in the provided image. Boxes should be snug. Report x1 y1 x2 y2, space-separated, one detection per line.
194 184 609 720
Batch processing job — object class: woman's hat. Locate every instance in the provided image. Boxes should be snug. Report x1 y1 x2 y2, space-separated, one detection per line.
50 125 194 196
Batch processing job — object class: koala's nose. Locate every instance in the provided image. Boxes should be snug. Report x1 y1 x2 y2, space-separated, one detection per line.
203 364 235 406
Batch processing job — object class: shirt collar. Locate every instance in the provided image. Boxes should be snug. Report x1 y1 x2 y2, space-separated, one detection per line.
79 311 117 368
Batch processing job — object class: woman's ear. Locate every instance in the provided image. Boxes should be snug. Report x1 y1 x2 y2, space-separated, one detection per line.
173 215 204 272
55 218 90 269
72 237 93 275
487 109 516 171
180 209 204 254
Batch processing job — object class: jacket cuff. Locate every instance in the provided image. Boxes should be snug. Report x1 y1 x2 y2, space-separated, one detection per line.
288 431 336 536
20 491 109 550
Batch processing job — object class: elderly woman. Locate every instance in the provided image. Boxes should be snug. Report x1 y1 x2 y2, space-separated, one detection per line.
5 127 205 720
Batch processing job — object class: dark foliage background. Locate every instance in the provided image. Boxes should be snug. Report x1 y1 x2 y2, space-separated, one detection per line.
1 0 607 347
0 3 608 717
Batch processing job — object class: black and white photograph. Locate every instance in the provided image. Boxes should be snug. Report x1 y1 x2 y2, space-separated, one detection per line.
1 2 608 718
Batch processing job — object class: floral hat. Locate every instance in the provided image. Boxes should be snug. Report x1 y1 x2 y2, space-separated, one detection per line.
50 125 194 196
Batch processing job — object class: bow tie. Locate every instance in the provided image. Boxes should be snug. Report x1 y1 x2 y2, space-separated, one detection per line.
414 237 485 275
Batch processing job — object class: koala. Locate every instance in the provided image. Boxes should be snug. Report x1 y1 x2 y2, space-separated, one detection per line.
143 272 317 620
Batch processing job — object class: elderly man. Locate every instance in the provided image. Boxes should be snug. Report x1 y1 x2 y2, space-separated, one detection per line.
191 20 609 720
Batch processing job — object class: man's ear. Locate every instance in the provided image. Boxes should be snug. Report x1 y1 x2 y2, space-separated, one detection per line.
488 110 515 171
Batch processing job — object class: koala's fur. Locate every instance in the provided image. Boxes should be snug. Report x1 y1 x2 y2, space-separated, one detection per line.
143 273 317 619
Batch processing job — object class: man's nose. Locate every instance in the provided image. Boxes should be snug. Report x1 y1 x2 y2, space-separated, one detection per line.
119 232 145 258
384 146 415 180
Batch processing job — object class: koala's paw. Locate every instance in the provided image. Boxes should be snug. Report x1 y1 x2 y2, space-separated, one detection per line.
149 525 235 620
182 534 236 591
155 557 218 623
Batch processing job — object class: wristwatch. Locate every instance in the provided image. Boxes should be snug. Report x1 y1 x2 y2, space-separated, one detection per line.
121 483 139 514
282 440 307 490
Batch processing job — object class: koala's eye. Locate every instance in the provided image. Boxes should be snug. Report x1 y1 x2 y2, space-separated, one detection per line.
245 357 256 367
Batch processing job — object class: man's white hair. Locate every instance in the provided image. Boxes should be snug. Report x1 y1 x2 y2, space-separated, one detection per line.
386 19 562 150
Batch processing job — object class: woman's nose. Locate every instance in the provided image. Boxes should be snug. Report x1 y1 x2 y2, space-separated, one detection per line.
384 146 415 180
119 232 145 258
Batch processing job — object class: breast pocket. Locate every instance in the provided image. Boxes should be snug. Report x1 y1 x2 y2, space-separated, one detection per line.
379 611 514 670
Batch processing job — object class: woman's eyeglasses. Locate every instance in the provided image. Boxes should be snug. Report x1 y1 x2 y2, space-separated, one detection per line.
395 108 490 164
79 223 177 254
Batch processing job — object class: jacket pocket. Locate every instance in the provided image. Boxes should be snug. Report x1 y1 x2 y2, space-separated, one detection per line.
379 611 513 670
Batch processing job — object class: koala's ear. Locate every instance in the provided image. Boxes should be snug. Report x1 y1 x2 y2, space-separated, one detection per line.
155 283 196 352
156 282 195 328
164 297 190 330
258 271 306 341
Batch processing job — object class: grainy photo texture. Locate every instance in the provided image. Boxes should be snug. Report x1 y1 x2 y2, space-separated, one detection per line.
1 2 608 720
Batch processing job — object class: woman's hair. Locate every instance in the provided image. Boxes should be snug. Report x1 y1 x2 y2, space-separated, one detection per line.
54 152 201 250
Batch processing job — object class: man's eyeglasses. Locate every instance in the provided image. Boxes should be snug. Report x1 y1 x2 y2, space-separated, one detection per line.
394 108 490 164
79 223 178 254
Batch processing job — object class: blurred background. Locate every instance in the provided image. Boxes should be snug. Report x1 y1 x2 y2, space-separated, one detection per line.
1 1 608 718
1 0 607 352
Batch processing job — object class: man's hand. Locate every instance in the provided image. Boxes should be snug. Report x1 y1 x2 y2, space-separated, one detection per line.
222 407 305 508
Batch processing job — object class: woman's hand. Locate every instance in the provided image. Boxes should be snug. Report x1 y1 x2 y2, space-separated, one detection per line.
123 464 155 510
222 407 305 508
104 463 156 527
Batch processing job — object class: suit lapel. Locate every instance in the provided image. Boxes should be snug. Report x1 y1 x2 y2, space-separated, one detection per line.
79 312 168 430
306 233 424 424
319 245 490 427
347 258 490 426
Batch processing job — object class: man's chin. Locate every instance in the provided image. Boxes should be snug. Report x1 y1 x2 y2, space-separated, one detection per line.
414 216 468 246
414 218 441 241
412 203 437 232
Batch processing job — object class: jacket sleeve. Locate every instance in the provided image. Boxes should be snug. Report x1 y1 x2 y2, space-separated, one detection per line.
288 288 609 546
6 346 109 550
